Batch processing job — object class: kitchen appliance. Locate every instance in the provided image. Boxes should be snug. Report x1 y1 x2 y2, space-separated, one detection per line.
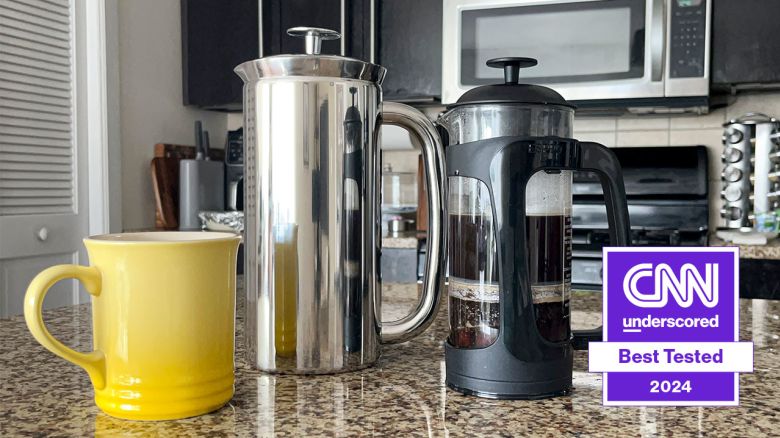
151 143 226 230
721 113 780 231
234 27 447 373
381 163 418 214
438 57 631 398
224 128 244 211
381 163 418 234
24 232 241 420
442 0 711 113
179 121 225 230
572 146 710 288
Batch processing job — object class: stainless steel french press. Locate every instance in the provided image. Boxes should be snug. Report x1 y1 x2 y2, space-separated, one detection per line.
235 27 446 373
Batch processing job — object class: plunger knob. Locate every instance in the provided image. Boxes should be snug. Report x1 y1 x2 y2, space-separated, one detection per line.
486 57 538 84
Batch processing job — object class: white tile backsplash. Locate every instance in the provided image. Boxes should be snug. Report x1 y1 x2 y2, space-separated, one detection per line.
576 131 617 147
382 125 416 150
382 150 420 173
668 127 722 147
574 117 617 133
669 128 724 181
616 130 669 147
725 92 780 121
227 113 243 130
669 108 726 129
616 116 670 131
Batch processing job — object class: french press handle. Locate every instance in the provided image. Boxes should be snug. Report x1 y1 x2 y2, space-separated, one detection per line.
379 102 447 344
572 141 631 350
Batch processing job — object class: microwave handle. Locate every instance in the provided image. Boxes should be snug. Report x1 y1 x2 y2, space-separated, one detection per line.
650 0 666 82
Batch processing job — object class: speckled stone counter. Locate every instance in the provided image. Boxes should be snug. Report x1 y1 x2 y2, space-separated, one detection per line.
2 283 778 437
381 231 420 249
710 234 780 260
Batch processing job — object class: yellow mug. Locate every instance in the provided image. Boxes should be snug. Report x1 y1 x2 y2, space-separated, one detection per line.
24 232 241 421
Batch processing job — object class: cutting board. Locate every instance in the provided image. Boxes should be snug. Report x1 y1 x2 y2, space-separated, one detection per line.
151 157 179 229
151 143 224 230
154 143 224 160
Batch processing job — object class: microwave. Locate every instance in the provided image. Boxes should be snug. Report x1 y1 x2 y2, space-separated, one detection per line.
442 0 711 112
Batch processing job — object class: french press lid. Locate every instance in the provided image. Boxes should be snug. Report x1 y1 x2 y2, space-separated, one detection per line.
234 27 386 84
450 57 575 109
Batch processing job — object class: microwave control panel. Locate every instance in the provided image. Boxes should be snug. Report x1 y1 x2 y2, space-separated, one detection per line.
669 0 707 78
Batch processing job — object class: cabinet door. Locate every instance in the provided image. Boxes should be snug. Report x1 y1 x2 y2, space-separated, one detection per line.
261 0 372 60
181 0 258 109
182 0 372 109
344 0 374 61
264 0 344 56
711 0 780 87
377 0 442 101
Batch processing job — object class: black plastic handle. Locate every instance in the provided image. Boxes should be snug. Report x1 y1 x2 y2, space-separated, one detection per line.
572 327 602 350
572 141 631 350
486 57 538 84
577 142 631 246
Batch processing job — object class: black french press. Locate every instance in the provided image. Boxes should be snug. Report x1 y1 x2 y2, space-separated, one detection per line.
438 57 631 399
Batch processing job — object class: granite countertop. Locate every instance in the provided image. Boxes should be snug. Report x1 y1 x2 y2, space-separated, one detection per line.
710 234 780 260
381 231 420 249
1 283 779 436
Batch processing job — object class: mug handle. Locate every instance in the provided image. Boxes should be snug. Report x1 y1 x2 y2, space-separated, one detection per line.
379 102 447 344
24 265 106 389
572 142 631 350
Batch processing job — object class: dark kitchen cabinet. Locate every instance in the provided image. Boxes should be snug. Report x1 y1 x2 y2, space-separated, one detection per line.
263 0 373 61
181 0 258 110
377 0 442 102
711 0 780 89
182 0 372 110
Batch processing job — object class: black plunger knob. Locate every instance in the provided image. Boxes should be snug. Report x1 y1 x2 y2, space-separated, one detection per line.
486 57 538 84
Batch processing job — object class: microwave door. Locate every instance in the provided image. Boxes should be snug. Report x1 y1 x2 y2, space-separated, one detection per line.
554 0 667 102
442 0 666 104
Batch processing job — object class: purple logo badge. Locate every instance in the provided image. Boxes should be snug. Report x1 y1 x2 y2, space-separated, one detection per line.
589 248 754 406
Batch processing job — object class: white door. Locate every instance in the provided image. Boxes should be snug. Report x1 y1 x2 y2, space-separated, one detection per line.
0 0 92 317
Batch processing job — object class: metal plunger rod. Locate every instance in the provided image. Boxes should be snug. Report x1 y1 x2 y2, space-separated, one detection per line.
305 33 321 55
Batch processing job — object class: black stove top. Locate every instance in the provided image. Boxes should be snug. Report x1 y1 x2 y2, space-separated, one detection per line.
572 146 709 288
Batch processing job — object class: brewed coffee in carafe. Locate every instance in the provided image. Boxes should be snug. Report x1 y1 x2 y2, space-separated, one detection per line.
447 171 572 348
447 177 499 349
525 171 572 343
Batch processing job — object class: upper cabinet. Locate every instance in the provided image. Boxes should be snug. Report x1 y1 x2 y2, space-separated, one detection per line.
376 0 442 102
262 0 373 60
711 0 780 90
182 0 445 109
181 0 258 110
181 0 373 110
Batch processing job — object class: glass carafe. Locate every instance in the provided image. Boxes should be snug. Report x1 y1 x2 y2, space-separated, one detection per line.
447 171 573 348
525 171 572 343
447 176 499 348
